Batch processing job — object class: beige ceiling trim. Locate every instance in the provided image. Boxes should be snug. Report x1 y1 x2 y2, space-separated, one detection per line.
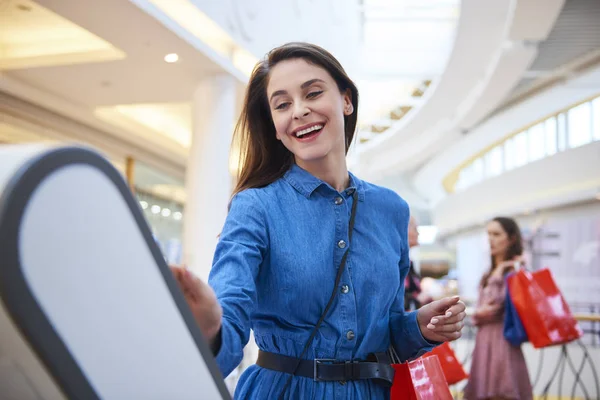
146 0 257 76
0 0 125 70
94 103 192 148
0 121 56 144
0 92 186 181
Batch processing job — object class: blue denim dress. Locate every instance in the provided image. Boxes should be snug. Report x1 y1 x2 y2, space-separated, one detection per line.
209 164 435 399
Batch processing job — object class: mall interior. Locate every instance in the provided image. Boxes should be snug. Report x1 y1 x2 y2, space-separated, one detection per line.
0 0 599 399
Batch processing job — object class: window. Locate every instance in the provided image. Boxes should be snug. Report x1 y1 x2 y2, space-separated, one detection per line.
545 117 557 156
593 97 600 141
455 170 467 191
558 113 567 151
453 96 600 193
513 131 528 167
567 102 592 148
485 146 503 177
528 123 545 161
471 157 484 183
504 138 515 171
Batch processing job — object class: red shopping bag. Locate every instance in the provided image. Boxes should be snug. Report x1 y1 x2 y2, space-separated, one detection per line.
508 268 582 349
391 355 453 400
423 342 468 385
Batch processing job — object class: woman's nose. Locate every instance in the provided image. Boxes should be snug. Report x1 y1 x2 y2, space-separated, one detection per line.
293 102 310 119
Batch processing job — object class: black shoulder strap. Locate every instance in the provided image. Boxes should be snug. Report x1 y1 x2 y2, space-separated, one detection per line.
279 191 358 399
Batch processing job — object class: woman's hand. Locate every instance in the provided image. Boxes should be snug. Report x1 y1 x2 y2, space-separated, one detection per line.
170 266 223 348
497 255 525 272
475 304 497 319
472 302 502 327
417 296 466 342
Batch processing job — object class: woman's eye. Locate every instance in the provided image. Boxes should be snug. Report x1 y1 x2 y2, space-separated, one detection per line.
307 91 323 99
275 102 290 110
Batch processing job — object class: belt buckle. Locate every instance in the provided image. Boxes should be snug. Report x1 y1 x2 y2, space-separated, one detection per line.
313 358 336 382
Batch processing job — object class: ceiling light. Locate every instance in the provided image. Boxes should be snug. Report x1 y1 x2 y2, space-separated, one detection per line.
151 205 161 214
140 200 148 209
161 208 171 217
173 211 183 221
164 53 179 63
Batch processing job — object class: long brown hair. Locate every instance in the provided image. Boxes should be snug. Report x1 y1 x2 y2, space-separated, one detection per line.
230 42 359 198
481 217 524 287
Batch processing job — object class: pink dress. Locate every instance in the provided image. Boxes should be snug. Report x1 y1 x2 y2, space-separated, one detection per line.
463 273 533 400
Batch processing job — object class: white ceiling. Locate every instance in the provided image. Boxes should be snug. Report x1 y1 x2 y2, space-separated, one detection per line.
352 0 568 203
0 0 238 200
2 0 224 106
356 0 460 133
4 0 595 218
501 0 600 108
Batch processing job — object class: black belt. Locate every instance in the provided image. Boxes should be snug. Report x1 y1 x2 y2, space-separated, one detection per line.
256 350 395 387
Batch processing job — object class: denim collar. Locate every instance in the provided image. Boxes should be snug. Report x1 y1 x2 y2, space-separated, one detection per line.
283 164 365 201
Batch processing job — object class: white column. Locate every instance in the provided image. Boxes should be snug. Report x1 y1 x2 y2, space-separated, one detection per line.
184 75 237 281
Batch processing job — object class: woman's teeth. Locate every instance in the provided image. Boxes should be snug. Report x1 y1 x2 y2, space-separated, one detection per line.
295 125 323 137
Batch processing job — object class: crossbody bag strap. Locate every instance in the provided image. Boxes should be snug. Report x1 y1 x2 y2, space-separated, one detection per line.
278 191 359 399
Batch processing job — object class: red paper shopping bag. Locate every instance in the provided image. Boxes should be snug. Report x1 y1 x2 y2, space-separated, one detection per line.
508 268 582 348
423 342 468 385
391 355 453 400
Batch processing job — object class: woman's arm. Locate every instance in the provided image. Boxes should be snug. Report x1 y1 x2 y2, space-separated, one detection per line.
473 303 503 325
472 267 514 326
207 190 268 377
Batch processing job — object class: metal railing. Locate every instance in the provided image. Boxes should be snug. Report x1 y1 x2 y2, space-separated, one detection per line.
450 307 600 400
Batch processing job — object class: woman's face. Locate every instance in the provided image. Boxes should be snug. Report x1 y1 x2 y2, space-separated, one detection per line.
266 58 353 168
487 221 511 258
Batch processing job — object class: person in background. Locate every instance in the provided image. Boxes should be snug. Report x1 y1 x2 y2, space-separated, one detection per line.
170 42 467 399
464 217 532 400
404 216 433 311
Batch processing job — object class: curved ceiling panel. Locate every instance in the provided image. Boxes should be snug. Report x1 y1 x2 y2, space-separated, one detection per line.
352 0 565 182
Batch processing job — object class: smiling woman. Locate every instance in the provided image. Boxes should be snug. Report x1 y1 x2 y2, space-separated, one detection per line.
232 42 359 196
170 42 467 400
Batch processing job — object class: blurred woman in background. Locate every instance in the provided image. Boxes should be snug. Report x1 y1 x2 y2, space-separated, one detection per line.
464 217 532 400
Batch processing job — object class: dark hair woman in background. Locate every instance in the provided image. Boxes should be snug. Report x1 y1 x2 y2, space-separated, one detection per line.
464 217 532 400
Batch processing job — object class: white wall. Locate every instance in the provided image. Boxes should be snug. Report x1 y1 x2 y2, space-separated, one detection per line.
454 231 489 303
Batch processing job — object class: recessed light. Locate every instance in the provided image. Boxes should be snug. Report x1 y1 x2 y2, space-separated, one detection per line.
151 205 161 214
161 208 171 217
164 53 179 63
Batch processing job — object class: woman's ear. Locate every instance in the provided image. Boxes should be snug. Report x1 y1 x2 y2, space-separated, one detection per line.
343 89 354 116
